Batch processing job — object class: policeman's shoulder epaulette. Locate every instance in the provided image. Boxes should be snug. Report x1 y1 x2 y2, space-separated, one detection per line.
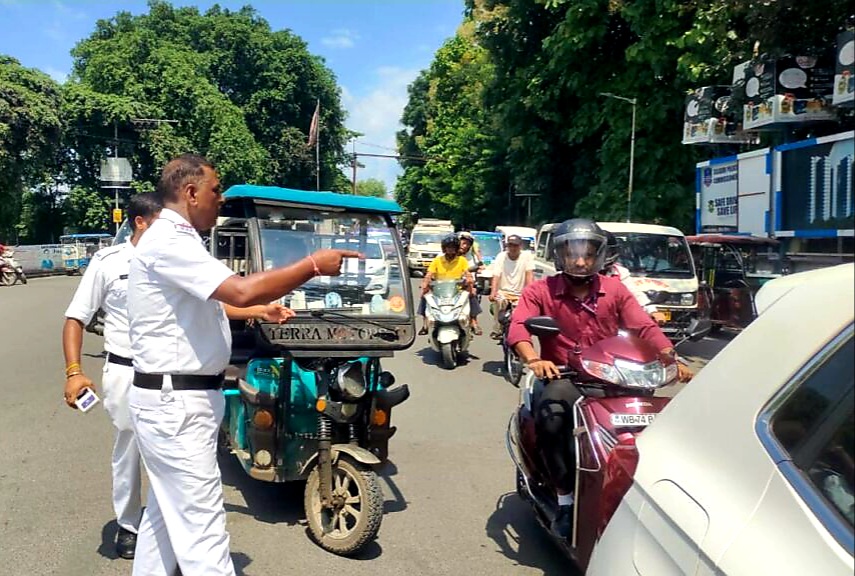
93 244 125 262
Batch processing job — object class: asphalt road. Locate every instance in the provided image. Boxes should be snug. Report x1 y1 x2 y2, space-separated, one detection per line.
0 276 726 576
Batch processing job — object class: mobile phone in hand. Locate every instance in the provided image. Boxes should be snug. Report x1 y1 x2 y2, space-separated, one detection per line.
75 387 100 413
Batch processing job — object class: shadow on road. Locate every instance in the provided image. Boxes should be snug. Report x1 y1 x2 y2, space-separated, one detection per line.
378 460 408 514
414 346 478 368
219 452 305 526
481 360 505 379
485 492 576 576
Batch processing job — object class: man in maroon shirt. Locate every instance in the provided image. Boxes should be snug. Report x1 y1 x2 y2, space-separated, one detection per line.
508 218 692 539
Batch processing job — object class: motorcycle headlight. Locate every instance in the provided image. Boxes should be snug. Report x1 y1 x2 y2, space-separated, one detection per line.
334 362 367 400
583 358 673 389
680 292 695 306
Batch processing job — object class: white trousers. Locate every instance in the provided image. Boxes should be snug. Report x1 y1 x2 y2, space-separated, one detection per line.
129 377 235 576
101 361 142 533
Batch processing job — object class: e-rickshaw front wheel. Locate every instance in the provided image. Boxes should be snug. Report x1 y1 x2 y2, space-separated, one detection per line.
304 456 384 556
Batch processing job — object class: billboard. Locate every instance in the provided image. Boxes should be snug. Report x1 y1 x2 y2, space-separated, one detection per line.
834 29 854 106
696 149 771 235
682 86 754 145
735 55 837 130
697 159 738 231
776 132 854 235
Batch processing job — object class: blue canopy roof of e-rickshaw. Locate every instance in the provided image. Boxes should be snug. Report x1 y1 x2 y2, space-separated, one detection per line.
59 233 113 240
471 231 503 238
224 185 403 214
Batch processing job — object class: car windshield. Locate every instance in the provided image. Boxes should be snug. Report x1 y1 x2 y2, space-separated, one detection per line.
258 207 407 317
614 233 695 277
411 231 447 245
474 235 502 259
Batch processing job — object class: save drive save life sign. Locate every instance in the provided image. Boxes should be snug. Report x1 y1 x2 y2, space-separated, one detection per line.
699 160 738 230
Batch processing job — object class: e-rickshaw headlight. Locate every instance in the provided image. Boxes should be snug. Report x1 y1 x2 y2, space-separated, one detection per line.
334 362 368 401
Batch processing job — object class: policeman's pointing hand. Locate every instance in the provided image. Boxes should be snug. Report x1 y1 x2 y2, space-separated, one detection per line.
309 249 363 276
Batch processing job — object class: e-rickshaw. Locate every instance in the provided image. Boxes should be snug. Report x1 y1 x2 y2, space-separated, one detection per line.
60 233 113 275
687 234 781 331
212 185 415 556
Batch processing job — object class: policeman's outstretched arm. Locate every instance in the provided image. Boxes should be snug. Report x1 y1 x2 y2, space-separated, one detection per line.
211 249 361 308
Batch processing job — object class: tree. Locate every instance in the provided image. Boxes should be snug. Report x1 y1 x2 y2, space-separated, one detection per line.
355 178 387 198
395 21 507 228
64 0 349 193
63 185 113 233
0 56 63 241
397 0 849 233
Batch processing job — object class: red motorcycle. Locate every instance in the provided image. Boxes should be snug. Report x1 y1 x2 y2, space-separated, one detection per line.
506 315 708 570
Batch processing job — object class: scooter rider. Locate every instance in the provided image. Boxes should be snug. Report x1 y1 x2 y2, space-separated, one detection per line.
601 231 668 325
457 231 484 335
418 234 473 335
507 218 692 539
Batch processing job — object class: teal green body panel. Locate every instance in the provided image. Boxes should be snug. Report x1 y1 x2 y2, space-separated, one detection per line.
223 356 380 481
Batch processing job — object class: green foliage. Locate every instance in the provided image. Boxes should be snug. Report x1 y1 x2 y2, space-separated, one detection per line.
0 56 63 241
64 0 348 190
63 186 114 233
397 0 847 232
355 178 387 198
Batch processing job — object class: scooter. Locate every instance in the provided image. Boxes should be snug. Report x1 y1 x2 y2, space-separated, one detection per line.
424 278 473 369
0 249 27 286
506 316 709 570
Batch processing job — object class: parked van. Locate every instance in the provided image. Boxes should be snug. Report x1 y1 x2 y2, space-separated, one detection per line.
406 218 454 275
533 221 702 336
494 226 537 251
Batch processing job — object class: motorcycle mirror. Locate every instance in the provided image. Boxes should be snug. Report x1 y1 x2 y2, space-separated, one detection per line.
523 316 561 337
686 317 712 341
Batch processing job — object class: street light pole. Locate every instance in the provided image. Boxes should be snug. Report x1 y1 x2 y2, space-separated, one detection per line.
600 92 637 223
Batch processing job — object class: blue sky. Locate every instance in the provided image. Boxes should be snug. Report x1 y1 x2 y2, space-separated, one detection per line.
0 0 465 191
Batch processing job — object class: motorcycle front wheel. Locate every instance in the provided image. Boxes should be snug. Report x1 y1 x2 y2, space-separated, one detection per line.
18 272 26 285
304 456 384 556
440 341 457 370
504 343 523 386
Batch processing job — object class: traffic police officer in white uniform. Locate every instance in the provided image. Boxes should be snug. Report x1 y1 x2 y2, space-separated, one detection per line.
128 154 359 576
62 193 162 559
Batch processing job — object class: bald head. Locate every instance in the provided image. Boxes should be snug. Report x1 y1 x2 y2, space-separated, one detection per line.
155 154 215 204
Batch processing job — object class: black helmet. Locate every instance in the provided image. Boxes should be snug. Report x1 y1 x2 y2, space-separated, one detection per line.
604 231 619 267
441 234 460 251
551 218 607 279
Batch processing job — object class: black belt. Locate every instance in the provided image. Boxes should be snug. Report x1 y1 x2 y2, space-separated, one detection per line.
133 372 224 391
106 353 133 367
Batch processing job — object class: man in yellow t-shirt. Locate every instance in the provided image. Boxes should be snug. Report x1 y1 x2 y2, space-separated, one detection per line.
418 234 475 335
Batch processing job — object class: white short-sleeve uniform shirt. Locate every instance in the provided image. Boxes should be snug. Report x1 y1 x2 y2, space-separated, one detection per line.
128 208 236 375
65 241 133 358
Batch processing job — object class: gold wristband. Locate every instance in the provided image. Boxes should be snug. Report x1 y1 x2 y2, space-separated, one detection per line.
65 362 81 375
66 371 83 380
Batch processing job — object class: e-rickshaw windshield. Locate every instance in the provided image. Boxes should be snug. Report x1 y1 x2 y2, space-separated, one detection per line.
257 207 409 318
613 233 695 278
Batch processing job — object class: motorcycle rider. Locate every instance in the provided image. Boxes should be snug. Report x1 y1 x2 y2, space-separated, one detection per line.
507 218 692 540
417 234 475 335
488 234 535 339
601 231 667 325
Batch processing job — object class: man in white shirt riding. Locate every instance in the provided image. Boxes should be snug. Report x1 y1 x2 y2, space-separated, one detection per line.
488 234 535 339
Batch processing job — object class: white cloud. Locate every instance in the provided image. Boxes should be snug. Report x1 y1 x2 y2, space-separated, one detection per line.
341 66 421 196
321 29 359 49
44 67 68 84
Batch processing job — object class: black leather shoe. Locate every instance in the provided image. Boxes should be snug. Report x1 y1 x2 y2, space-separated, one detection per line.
116 527 137 560
551 504 572 540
